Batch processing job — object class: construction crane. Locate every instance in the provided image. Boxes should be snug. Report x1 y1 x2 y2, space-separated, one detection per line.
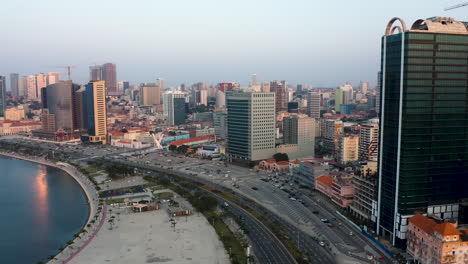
445 2 468 10
56 65 77 80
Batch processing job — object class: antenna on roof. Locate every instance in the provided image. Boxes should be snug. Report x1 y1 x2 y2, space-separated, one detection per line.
445 2 468 10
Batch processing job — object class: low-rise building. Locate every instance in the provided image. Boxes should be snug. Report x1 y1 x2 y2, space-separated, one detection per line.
407 214 468 264
291 159 328 188
0 120 42 136
330 176 354 208
4 106 26 121
349 168 378 223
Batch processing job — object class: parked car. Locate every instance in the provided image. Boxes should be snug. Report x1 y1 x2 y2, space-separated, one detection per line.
251 187 258 190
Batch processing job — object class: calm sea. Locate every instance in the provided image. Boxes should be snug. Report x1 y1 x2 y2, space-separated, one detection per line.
0 156 89 264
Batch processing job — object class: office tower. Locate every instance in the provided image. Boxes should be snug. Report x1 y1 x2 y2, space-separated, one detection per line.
47 72 60 86
271 80 287 112
323 119 343 155
36 73 47 100
101 63 117 95
43 80 80 132
251 73 259 86
338 135 359 164
376 72 381 114
26 75 37 100
359 118 379 162
118 81 130 93
199 89 208 106
307 91 321 119
287 102 299 113
10 73 19 97
261 82 270 93
213 110 227 139
19 76 27 97
377 17 468 247
74 87 86 130
140 83 160 106
283 114 315 158
360 81 369 95
89 65 102 81
83 81 107 144
163 91 186 126
226 89 276 161
335 84 353 112
0 76 5 117
157 78 166 91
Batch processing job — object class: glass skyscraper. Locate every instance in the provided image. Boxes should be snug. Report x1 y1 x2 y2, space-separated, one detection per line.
377 17 468 247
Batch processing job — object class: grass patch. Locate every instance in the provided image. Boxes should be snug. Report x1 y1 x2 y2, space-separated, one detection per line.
155 192 173 199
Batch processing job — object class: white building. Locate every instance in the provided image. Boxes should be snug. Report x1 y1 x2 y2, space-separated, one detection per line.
282 114 315 159
338 135 359 164
359 118 379 161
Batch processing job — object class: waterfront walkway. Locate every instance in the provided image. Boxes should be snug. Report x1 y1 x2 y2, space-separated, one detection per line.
0 152 106 264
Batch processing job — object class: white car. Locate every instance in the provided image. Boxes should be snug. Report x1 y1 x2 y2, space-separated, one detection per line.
319 241 325 246
290 197 297 201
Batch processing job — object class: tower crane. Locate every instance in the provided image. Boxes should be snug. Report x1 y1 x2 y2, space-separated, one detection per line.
445 2 468 10
56 66 77 80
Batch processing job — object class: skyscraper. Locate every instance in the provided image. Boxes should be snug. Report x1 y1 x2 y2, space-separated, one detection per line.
102 63 117 95
359 81 369 95
163 91 186 126
36 73 47 101
26 75 37 100
271 80 287 112
140 83 160 106
338 135 359 164
251 73 259 86
89 65 102 81
0 76 6 117
377 17 468 247
157 78 166 91
283 114 315 158
307 91 321 119
226 89 276 161
43 80 80 132
83 81 107 144
335 84 353 113
9 73 19 97
323 119 343 156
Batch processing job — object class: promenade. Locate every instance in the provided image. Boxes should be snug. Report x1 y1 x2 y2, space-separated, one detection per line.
0 152 106 264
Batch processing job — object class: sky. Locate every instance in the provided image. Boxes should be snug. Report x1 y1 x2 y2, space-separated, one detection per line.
1 0 467 88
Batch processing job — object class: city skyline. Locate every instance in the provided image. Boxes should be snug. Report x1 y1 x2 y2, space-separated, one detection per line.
1 1 466 87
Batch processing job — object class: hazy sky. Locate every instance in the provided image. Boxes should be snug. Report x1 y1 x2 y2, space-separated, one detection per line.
1 0 466 88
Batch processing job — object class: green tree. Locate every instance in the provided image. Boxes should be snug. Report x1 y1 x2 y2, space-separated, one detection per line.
273 153 289 162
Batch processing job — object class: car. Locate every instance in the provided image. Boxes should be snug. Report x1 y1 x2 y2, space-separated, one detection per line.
319 241 325 246
251 187 258 190
349 231 353 236
327 224 333 228
290 197 297 201
320 218 328 222
312 211 319 214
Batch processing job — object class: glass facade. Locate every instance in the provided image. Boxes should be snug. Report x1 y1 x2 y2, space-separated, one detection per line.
226 98 250 158
379 31 468 247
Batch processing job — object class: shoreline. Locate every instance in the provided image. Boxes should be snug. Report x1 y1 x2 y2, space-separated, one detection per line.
0 152 105 264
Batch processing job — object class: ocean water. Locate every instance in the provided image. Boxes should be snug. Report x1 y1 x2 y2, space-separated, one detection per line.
0 156 89 264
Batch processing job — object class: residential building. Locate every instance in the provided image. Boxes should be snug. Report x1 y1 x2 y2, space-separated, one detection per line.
226 89 276 161
163 91 186 126
4 106 25 121
407 214 468 264
359 118 379 161
26 75 37 100
291 160 328 188
261 82 270 93
323 119 343 155
47 72 60 85
335 84 353 112
331 176 354 208
338 135 359 164
359 81 369 95
307 91 321 119
349 164 378 222
0 76 5 117
36 73 46 100
271 80 287 112
377 17 468 247
10 73 19 97
156 78 166 91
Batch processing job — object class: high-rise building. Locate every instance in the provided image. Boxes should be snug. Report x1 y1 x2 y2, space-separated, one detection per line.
89 65 102 81
335 84 353 112
338 135 359 164
157 78 166 91
377 17 468 247
26 75 37 100
297 84 303 94
323 119 343 155
261 82 270 93
226 89 276 161
47 72 60 86
83 81 107 144
118 81 130 93
283 114 315 158
376 72 381 114
307 91 321 119
36 73 47 101
359 119 379 162
359 81 369 95
215 89 226 109
199 90 208 106
213 110 227 140
9 73 19 97
101 63 117 95
271 80 287 112
0 76 5 117
43 80 80 132
251 73 259 86
19 76 27 97
140 83 160 106
163 91 186 126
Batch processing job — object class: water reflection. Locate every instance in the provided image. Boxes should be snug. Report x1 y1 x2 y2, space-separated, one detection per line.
35 165 49 228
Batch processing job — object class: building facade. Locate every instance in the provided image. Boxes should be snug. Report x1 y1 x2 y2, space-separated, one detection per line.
338 135 359 164
226 89 276 161
271 80 287 112
377 17 468 247
163 91 186 126
283 114 315 158
0 76 5 117
83 81 107 144
307 91 321 119
359 118 379 161
323 119 343 156
10 73 19 97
